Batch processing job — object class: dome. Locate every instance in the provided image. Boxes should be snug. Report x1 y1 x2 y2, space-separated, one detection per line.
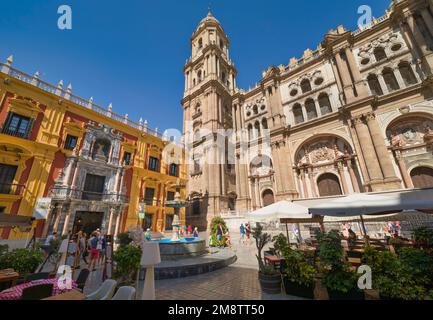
199 10 220 26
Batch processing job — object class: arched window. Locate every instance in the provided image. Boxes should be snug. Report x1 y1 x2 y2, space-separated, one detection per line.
221 72 227 84
305 99 318 120
318 93 332 115
254 121 261 138
411 167 433 188
383 68 400 92
198 38 203 49
301 79 312 94
262 118 268 130
248 124 253 140
253 105 258 115
398 62 417 86
169 163 179 177
262 189 275 207
374 47 387 62
197 70 202 83
367 74 383 96
293 104 304 124
317 173 342 197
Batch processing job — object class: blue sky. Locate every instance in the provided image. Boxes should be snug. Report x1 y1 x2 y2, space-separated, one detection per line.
0 0 390 132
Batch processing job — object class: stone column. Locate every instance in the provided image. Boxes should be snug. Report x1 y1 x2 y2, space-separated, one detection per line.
407 14 430 55
255 179 261 208
279 142 298 197
62 208 72 236
107 208 115 235
365 112 400 184
337 161 349 195
394 150 414 189
308 167 318 198
301 106 308 123
114 212 122 241
347 158 361 193
250 178 257 210
235 155 241 198
334 51 355 101
314 98 322 118
394 67 407 88
271 143 284 194
52 205 63 233
300 168 309 198
399 21 422 60
377 74 390 95
352 116 383 184
420 9 433 36
344 47 369 97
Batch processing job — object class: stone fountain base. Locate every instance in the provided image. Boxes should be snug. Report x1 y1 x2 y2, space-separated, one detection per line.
139 248 237 280
158 238 207 261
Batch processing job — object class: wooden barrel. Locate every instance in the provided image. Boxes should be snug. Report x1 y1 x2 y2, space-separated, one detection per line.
258 272 281 294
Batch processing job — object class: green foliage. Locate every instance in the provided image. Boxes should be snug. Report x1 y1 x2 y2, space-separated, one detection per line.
252 224 276 274
363 246 428 300
0 244 8 257
116 232 132 248
272 233 289 257
282 247 317 286
261 264 278 276
397 247 433 287
113 244 142 285
209 217 228 247
0 245 44 275
317 231 357 294
413 227 433 249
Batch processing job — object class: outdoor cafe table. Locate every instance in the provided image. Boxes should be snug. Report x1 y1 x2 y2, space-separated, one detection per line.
0 278 78 300
0 269 19 286
43 289 85 300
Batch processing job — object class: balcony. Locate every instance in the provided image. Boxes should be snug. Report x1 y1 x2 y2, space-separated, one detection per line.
0 183 25 196
50 186 129 203
1 127 30 139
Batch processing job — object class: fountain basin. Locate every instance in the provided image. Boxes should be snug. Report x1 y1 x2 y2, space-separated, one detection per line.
153 238 207 261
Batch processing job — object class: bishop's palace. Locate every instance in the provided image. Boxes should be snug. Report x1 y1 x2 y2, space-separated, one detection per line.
182 0 433 229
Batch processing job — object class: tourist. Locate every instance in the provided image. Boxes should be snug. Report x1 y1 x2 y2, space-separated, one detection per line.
97 232 106 266
193 227 199 238
216 223 224 244
239 224 246 244
88 232 99 271
80 232 88 264
187 225 193 236
45 231 58 246
183 225 187 236
145 228 152 241
224 230 232 248
348 228 357 247
245 223 251 244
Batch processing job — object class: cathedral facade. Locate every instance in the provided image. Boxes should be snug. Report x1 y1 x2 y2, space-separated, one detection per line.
182 0 433 229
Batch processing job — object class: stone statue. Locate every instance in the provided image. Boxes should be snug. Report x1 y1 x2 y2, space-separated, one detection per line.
390 131 403 148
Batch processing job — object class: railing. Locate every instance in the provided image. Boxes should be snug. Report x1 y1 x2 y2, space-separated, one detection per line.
0 183 25 196
1 127 30 139
0 64 167 140
50 186 129 203
352 13 389 36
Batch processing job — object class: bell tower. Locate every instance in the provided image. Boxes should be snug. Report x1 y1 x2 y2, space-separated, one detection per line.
182 9 238 230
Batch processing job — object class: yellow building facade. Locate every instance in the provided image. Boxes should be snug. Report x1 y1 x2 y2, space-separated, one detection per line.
0 59 186 240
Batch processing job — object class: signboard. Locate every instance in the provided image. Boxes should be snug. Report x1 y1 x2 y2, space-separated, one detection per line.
138 203 146 220
33 198 52 220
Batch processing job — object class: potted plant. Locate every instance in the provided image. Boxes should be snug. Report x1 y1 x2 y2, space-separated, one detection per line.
252 224 281 294
283 247 317 299
363 246 430 300
0 244 44 279
317 231 363 300
113 243 142 287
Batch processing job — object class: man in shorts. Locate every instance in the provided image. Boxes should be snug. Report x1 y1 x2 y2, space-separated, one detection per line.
88 232 99 271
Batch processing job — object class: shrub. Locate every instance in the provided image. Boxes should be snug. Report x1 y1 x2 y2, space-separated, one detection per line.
116 232 132 248
272 233 289 256
113 244 142 286
282 247 316 287
0 245 44 275
317 230 357 294
413 227 433 249
363 246 427 300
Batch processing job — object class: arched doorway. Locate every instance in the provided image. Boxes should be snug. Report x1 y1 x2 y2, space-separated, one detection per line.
317 173 342 197
411 167 433 188
262 189 275 207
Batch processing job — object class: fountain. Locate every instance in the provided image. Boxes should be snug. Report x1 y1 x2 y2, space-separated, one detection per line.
156 179 207 261
138 179 237 280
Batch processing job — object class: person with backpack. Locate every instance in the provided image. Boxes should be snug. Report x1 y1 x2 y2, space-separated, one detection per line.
87 232 99 271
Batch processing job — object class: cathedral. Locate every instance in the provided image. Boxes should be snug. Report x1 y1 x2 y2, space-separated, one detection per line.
182 0 433 229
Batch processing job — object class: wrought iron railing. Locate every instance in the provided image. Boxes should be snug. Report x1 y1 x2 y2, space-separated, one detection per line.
50 186 129 203
0 127 30 139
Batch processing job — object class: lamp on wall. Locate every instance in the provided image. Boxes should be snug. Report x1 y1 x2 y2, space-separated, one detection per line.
140 241 161 300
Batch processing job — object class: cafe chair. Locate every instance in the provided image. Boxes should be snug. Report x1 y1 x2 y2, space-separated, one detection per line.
76 269 90 292
21 284 54 300
111 286 136 300
85 279 117 300
24 272 50 283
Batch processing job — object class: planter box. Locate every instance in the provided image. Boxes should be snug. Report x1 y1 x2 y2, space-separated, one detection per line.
283 278 314 299
328 289 365 300
258 272 281 295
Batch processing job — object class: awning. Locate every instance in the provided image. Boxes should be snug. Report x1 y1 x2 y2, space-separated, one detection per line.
309 189 433 217
0 213 35 229
246 201 322 223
